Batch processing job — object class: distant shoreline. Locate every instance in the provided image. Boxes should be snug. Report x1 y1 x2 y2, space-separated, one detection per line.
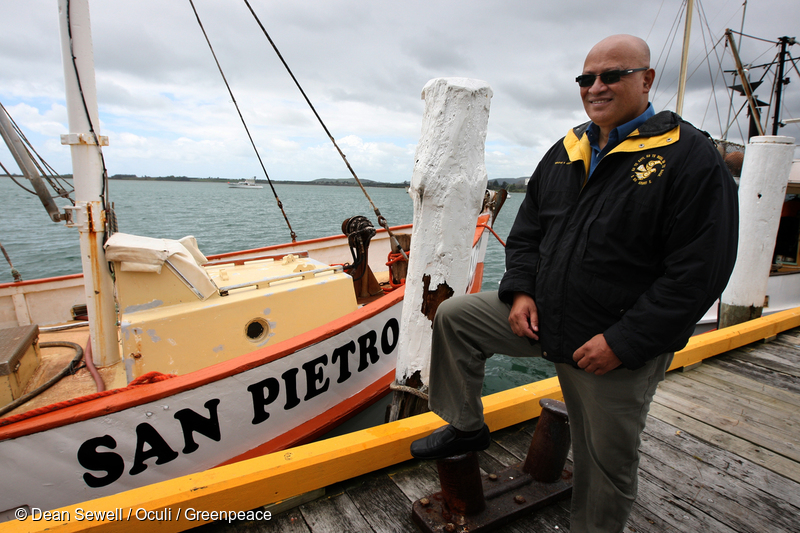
0 174 409 188
1 174 526 191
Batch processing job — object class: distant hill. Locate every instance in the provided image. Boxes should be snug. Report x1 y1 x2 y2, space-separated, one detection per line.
488 177 528 192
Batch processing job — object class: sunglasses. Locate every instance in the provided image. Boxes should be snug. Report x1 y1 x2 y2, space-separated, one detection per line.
575 68 648 88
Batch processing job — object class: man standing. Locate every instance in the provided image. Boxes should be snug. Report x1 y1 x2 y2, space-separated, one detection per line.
410 34 739 532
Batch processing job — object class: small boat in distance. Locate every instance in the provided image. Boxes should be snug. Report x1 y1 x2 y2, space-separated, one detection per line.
228 177 263 189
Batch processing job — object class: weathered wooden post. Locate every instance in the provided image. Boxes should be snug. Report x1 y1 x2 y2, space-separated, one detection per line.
719 135 796 328
387 78 492 421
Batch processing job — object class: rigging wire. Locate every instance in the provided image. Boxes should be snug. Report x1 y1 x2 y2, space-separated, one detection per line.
0 102 74 203
0 160 37 195
695 2 727 134
645 0 668 43
651 2 686 106
188 0 297 243
242 0 408 260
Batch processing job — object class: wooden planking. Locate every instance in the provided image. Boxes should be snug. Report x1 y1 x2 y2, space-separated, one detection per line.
695 361 800 407
629 471 739 533
643 416 800 510
638 418 800 533
387 461 440 503
709 357 800 395
648 402 800 483
728 344 800 379
677 364 800 417
652 385 800 462
297 492 373 533
346 475 418 533
658 374 800 438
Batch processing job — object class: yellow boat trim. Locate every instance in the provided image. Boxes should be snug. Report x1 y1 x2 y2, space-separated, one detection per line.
8 306 800 533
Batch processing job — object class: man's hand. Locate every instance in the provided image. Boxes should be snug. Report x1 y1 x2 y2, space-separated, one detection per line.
508 292 539 340
573 334 621 375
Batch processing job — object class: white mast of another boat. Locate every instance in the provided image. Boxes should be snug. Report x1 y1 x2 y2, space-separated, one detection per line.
675 0 694 116
57 0 120 367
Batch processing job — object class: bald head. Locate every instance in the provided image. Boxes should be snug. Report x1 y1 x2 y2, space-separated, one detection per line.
585 34 651 70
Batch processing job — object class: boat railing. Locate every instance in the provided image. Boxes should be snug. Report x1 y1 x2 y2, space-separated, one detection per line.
216 265 345 295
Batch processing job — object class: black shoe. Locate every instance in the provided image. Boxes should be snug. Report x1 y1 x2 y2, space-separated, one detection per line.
410 424 491 460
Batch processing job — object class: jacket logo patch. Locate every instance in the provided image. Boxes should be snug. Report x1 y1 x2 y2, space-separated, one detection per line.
631 155 665 185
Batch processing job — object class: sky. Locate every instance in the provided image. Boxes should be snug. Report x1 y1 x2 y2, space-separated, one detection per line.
1 0 799 184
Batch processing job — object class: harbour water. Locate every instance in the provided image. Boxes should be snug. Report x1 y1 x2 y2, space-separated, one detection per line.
0 177 555 393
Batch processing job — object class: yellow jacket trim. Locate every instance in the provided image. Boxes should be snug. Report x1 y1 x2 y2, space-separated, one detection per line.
563 125 681 174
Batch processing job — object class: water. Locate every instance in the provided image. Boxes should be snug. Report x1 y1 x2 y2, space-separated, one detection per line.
0 177 555 392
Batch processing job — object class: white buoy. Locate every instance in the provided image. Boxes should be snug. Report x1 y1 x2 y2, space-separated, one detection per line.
389 78 492 420
719 135 796 328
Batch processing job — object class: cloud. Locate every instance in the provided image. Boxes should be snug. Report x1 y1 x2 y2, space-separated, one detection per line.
1 0 799 183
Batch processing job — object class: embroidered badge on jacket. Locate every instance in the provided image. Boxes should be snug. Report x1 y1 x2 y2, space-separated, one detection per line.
631 154 666 185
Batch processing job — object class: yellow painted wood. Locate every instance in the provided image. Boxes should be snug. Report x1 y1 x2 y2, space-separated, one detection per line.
669 307 800 371
8 308 800 533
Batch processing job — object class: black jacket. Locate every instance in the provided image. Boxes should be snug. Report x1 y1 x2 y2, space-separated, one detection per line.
498 111 739 369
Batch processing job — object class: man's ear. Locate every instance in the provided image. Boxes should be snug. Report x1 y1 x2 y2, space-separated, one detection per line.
642 68 656 93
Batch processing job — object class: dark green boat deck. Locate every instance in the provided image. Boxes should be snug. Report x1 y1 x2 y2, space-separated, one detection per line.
198 327 800 532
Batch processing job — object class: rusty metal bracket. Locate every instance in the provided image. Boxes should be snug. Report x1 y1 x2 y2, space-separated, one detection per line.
411 399 572 532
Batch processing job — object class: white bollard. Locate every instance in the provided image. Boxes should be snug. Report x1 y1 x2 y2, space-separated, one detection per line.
389 78 492 420
719 135 796 328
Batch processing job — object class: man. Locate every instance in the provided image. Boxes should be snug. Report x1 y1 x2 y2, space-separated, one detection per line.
410 34 739 532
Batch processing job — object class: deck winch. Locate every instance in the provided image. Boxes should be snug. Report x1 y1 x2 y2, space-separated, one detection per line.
342 216 382 299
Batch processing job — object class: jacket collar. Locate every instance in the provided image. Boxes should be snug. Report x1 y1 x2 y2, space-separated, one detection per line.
564 111 682 170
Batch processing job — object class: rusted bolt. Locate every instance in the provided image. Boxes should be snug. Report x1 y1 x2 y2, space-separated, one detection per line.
488 473 498 481
444 523 456 532
420 498 430 507
514 495 526 504
131 352 142 359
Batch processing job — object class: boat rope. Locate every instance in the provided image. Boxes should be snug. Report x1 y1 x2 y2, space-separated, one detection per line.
0 240 22 282
242 0 408 261
389 382 429 401
0 370 177 427
188 0 297 243
65 0 112 237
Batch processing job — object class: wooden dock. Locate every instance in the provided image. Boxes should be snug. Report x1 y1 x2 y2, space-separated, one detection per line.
198 327 800 533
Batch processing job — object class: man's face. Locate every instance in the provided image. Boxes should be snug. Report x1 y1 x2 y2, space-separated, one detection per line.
580 46 653 133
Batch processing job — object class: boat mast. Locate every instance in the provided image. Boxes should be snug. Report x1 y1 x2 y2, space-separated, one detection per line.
675 0 694 116
772 36 795 135
725 29 765 137
57 0 120 367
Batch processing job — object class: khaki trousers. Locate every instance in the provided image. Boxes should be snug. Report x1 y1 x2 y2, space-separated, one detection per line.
428 291 672 533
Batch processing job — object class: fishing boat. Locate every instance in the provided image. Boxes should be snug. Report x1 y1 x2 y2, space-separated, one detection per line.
0 0 504 519
228 178 263 189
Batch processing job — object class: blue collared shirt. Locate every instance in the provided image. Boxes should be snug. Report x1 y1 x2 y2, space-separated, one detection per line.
586 103 655 177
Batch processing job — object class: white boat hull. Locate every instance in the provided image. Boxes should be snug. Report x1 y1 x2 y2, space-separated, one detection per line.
0 297 401 514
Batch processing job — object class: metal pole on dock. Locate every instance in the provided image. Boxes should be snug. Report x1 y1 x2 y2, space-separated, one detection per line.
719 135 796 328
57 0 120 367
388 78 492 421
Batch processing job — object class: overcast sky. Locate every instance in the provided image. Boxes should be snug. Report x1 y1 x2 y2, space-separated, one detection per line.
1 0 799 184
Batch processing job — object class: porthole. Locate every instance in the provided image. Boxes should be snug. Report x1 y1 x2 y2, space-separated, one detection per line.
245 318 270 342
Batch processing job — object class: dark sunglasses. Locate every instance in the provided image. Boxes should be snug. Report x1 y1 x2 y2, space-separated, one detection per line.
575 68 648 88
